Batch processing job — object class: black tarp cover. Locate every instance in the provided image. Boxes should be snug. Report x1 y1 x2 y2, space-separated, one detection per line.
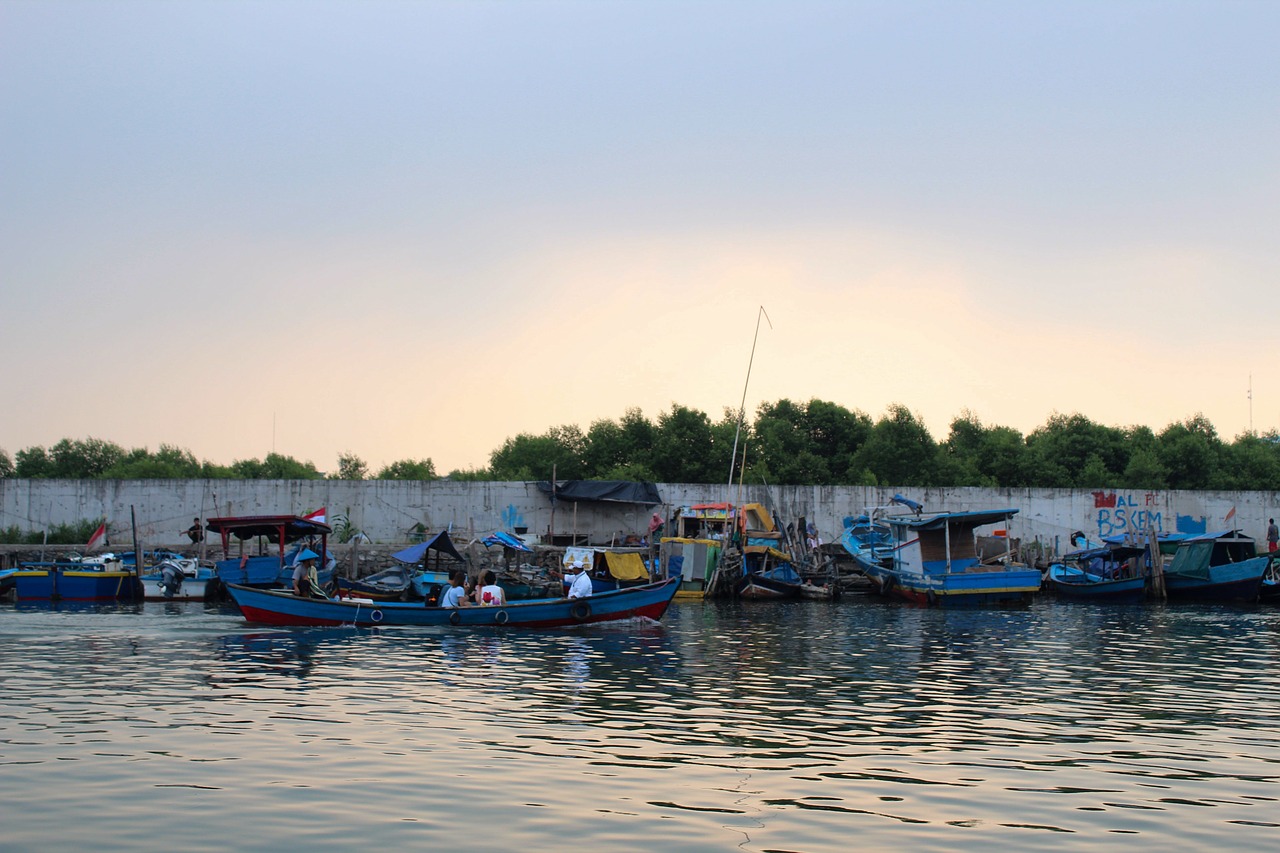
536 480 662 505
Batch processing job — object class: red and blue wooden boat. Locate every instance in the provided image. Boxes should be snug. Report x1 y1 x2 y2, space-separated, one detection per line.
207 514 333 590
226 576 680 628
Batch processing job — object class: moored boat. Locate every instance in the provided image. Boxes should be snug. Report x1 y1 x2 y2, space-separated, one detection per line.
138 556 218 601
1161 530 1268 602
1046 543 1148 603
391 530 468 602
559 547 653 595
879 509 1040 607
11 557 144 602
225 576 680 628
334 565 413 601
207 515 334 591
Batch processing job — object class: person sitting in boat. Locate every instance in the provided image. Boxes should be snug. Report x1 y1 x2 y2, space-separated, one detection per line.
439 569 471 608
291 549 324 598
567 560 593 599
474 570 506 606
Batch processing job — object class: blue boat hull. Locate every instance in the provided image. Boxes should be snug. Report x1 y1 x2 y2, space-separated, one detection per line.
888 568 1042 607
13 566 144 602
1163 557 1267 602
227 577 681 628
216 555 333 590
1047 566 1147 603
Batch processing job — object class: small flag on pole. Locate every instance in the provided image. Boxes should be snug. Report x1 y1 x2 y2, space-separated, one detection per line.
304 507 327 524
86 522 107 551
1225 506 1237 527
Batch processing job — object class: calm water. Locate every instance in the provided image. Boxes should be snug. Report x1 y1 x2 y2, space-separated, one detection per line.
2 597 1280 852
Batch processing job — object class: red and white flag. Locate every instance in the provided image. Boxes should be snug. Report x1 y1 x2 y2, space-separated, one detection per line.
86 522 108 551
1225 506 1237 526
304 507 327 524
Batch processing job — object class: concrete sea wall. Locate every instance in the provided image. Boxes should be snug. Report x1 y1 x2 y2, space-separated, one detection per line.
2 480 1278 554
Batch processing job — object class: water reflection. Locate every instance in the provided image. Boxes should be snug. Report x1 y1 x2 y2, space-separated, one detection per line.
2 598 1280 850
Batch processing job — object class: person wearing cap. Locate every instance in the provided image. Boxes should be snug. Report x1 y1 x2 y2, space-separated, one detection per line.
292 549 322 597
567 559 593 599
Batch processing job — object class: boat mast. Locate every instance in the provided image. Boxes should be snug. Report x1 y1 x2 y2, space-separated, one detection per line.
726 306 771 493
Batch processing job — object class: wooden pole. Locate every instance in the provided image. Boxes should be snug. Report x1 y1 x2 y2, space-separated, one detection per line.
549 464 556 546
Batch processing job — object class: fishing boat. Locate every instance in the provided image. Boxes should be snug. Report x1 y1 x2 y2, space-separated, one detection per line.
104 550 216 601
1161 529 1268 602
1260 553 1280 603
1045 542 1148 603
334 565 412 601
878 508 1041 607
559 547 653 595
735 503 802 599
658 503 734 600
737 547 802 599
139 556 218 601
225 576 680 628
392 530 468 602
838 496 921 594
207 514 334 591
10 557 144 602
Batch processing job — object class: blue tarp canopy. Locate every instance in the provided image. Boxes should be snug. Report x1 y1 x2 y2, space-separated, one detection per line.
391 530 466 564
482 531 533 552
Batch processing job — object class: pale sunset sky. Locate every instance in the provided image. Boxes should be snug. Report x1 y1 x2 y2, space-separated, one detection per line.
2 1 1277 474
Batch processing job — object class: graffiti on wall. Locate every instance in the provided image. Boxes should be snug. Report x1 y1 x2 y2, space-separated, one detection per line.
1091 491 1206 538
501 503 526 533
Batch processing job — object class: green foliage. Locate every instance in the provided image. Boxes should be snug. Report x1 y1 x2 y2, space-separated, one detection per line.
16 439 127 478
376 459 438 480
104 444 202 479
7 406 1280 488
443 467 495 481
332 453 369 480
330 509 363 543
0 517 104 545
489 426 586 481
230 453 323 479
650 404 718 483
852 405 940 487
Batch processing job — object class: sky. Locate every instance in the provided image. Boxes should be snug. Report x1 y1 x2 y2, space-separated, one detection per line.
2 0 1278 475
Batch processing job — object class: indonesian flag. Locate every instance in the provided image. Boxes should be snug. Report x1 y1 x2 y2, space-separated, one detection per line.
304 507 327 524
86 522 108 551
1225 506 1237 526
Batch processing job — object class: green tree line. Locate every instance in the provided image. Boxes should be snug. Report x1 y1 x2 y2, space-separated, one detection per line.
2 402 1278 489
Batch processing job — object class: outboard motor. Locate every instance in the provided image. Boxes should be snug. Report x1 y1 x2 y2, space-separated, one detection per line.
159 560 184 599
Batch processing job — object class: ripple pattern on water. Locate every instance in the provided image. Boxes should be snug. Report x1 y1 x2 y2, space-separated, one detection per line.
2 599 1280 850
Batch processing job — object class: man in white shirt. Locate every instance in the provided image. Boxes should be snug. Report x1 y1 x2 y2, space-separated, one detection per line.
567 560 593 599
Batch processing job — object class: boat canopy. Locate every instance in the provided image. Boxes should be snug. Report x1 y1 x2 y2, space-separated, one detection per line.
391 530 466 564
1166 530 1258 580
601 551 649 581
1066 544 1147 562
481 531 533 552
206 515 332 543
536 479 661 505
892 509 1018 531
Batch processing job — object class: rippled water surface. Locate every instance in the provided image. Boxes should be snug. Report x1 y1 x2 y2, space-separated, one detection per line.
3 597 1280 851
